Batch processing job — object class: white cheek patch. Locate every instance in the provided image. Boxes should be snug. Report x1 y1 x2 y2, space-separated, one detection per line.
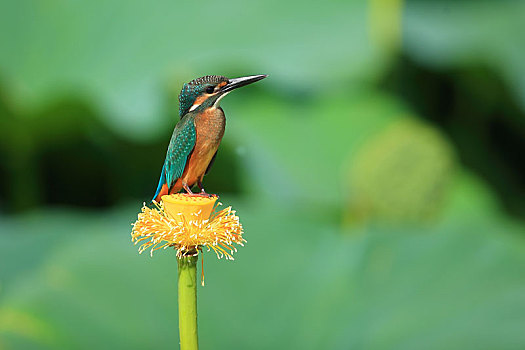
189 104 200 112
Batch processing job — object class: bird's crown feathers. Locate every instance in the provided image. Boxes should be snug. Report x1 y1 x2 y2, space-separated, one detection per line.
178 75 228 117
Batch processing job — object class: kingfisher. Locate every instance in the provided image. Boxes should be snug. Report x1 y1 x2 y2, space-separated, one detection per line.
153 74 267 202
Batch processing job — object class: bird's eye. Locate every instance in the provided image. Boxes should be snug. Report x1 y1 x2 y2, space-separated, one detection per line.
205 86 215 94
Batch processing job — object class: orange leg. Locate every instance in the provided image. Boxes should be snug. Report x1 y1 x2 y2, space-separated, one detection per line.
182 182 194 194
197 180 207 194
181 180 210 197
197 180 213 197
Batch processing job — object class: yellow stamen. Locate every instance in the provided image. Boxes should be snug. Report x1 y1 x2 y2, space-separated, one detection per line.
131 194 245 262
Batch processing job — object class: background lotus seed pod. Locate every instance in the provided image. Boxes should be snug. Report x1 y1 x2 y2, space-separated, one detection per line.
346 118 455 224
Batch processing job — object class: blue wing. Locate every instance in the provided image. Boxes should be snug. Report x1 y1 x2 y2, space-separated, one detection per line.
153 115 197 201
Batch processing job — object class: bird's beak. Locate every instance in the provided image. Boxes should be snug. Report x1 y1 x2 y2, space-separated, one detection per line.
220 74 268 93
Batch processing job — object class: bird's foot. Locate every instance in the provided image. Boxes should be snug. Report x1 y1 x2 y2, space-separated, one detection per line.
182 183 214 197
194 180 212 197
191 190 213 198
192 193 212 198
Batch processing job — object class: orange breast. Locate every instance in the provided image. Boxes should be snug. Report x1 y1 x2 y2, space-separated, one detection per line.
181 107 225 187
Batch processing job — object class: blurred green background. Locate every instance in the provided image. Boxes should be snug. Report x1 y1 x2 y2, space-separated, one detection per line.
1 0 525 349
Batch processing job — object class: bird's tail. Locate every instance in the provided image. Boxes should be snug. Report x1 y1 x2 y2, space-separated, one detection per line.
152 164 169 202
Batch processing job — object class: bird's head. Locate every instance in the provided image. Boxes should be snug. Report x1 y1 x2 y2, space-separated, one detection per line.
178 74 267 117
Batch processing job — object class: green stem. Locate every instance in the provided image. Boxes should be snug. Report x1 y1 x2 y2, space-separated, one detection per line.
177 255 199 350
